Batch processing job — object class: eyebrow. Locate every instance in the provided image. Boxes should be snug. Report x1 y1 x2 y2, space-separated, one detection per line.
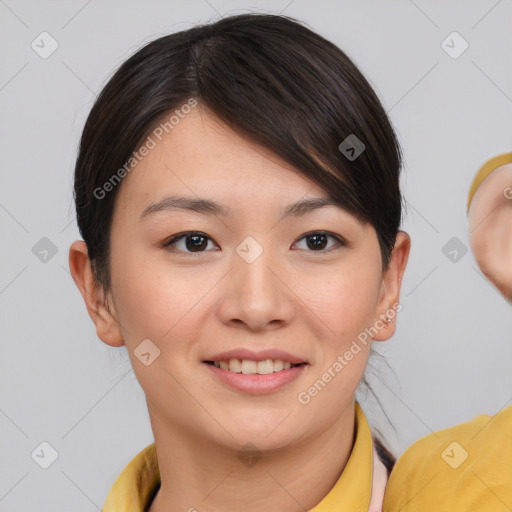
139 195 344 222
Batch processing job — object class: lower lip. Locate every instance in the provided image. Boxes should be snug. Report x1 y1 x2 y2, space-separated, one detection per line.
203 362 307 394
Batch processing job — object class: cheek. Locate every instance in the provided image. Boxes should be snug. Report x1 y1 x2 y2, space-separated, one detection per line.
307 261 381 344
109 250 211 406
300 258 380 400
109 244 201 350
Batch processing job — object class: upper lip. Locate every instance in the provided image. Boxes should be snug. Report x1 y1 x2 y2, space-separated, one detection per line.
203 349 307 365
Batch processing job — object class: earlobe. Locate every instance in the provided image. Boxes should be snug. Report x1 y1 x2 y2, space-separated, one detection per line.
68 240 125 347
372 231 411 342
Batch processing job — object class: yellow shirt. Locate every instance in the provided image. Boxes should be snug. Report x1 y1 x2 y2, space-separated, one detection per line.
102 402 381 511
382 406 512 512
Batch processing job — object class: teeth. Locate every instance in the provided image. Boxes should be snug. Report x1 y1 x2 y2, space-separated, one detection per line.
241 360 257 374
229 358 242 373
257 360 274 375
214 358 299 374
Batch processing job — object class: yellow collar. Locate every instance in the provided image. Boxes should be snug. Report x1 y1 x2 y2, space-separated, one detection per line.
103 402 374 511
309 402 374 511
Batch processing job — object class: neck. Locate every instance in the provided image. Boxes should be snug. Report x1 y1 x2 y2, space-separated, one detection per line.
147 402 356 512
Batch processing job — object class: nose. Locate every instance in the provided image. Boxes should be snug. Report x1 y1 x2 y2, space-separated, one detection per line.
216 242 295 332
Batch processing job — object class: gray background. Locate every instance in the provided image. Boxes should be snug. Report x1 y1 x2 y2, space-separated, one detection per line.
1 0 511 510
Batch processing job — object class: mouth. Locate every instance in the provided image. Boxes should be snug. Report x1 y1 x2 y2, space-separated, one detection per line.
201 349 309 393
202 358 308 394
203 358 306 375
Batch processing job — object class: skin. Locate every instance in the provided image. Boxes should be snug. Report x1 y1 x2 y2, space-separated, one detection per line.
69 106 410 511
468 163 512 302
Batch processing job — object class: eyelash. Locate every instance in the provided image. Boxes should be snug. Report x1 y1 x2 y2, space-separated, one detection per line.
162 231 346 255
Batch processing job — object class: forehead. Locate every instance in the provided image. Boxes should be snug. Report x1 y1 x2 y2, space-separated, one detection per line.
112 107 332 220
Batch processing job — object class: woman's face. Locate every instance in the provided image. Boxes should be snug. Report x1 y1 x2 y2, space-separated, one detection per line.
78 106 408 451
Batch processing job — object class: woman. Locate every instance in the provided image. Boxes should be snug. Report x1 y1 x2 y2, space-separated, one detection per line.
68 12 412 511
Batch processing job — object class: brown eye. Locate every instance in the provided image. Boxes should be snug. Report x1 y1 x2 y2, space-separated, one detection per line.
306 233 328 250
294 231 345 252
164 232 217 253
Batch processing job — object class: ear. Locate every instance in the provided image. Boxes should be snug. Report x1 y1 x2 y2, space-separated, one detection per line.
68 240 125 347
372 231 411 341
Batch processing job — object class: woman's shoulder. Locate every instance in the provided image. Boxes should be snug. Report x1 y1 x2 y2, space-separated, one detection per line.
383 406 512 512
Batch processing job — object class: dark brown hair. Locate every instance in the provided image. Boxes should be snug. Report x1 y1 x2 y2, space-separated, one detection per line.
74 13 403 293
73 13 404 465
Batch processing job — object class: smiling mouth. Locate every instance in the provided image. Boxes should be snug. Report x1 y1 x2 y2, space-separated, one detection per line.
203 359 306 375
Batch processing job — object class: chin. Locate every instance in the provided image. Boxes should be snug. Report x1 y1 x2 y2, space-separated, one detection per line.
221 413 308 451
